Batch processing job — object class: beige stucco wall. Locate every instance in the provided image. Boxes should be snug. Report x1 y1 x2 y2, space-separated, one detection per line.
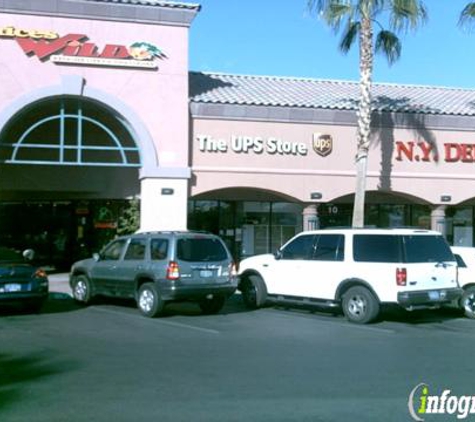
191 118 475 205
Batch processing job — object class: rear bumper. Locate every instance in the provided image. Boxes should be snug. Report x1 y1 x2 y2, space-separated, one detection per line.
160 284 236 301
397 288 462 309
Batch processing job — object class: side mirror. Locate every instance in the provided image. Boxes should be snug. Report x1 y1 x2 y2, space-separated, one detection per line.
274 250 283 260
23 249 35 261
92 253 101 262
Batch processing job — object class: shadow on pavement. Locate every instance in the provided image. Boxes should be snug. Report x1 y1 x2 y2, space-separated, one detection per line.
74 293 252 318
0 352 75 414
0 293 82 317
380 305 466 325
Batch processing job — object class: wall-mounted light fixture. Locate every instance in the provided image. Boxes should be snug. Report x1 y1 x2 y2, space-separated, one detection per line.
310 192 322 200
161 188 174 195
440 195 451 202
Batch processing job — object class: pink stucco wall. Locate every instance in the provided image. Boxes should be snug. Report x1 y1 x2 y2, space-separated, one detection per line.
0 13 190 168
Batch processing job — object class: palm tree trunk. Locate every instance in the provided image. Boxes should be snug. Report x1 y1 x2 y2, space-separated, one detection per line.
352 14 373 228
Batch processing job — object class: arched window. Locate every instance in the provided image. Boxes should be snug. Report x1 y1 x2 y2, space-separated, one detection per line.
0 97 141 166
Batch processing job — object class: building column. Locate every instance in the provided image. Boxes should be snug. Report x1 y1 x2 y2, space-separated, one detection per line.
303 204 319 231
139 177 189 232
431 205 447 237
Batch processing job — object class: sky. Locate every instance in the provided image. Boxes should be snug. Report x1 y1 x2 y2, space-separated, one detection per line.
189 1 475 89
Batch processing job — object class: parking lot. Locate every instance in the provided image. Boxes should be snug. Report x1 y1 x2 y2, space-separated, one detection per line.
1 287 475 422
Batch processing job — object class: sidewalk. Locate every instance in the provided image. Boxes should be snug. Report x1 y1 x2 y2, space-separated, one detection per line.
48 273 72 296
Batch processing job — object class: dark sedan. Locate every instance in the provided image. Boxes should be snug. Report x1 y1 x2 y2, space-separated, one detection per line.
0 247 49 312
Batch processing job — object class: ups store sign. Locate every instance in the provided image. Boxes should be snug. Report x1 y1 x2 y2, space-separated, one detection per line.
197 133 334 157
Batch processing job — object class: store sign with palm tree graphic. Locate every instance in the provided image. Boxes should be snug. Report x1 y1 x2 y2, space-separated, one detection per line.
0 25 167 69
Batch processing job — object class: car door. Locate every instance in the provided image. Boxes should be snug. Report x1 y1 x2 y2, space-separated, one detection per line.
108 237 148 297
90 238 128 295
297 234 346 299
264 234 316 297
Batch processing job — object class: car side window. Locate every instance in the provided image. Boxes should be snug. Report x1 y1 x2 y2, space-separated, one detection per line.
280 235 316 260
102 239 127 261
151 239 168 261
312 234 344 261
353 235 401 263
124 239 147 261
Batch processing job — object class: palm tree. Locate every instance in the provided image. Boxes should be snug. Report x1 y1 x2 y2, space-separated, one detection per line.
307 0 427 227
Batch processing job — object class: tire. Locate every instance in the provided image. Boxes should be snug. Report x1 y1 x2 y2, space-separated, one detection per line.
342 286 380 324
241 274 267 310
72 275 93 305
137 282 164 318
460 286 475 319
199 296 226 315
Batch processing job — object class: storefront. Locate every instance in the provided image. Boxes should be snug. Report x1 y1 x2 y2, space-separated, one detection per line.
1 1 475 267
188 73 475 258
0 0 199 267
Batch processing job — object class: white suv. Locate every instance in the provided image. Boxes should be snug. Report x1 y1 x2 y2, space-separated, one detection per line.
451 246 475 319
238 228 461 323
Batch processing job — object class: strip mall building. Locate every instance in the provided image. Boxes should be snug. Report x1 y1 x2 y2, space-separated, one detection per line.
1 0 475 268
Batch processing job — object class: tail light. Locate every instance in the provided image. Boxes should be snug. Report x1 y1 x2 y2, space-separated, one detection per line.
396 268 407 286
166 261 180 280
33 268 47 279
229 262 237 278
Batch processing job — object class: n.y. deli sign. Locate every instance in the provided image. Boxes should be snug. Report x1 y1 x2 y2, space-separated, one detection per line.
0 25 166 69
396 140 475 163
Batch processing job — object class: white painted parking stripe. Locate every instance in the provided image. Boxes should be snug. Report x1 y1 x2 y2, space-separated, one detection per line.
90 306 221 335
261 308 397 334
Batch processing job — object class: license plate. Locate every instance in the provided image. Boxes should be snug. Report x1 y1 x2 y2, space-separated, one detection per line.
4 283 22 292
200 270 213 278
429 291 440 301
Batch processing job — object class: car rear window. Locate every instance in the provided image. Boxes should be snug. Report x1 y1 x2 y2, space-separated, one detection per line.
177 237 228 262
403 235 454 263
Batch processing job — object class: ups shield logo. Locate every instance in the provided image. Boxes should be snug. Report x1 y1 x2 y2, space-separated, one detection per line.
313 133 333 157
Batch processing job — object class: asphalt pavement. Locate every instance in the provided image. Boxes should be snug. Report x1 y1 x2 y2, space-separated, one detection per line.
48 273 72 296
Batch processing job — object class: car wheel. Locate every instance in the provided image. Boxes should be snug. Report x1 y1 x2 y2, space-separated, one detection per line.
72 275 93 305
241 274 267 309
137 282 164 318
461 286 475 319
342 286 380 324
199 296 226 315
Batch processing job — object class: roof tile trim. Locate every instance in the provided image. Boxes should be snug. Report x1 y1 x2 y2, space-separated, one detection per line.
84 0 201 11
189 71 475 117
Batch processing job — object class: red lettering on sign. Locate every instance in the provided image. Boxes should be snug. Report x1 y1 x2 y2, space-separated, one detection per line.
99 44 130 59
395 141 414 161
16 34 88 59
444 143 460 162
418 142 435 162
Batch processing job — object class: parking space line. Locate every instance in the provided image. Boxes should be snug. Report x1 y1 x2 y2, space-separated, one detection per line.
261 308 397 334
90 306 221 335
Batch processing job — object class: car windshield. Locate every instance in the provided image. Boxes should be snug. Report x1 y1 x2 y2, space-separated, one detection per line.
177 237 228 262
0 247 24 263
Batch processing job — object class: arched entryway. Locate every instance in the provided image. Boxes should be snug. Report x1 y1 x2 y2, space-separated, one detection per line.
0 95 143 269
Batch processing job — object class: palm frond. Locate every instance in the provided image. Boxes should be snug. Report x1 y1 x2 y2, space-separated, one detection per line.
459 2 475 30
389 0 428 32
339 20 360 53
375 30 401 65
308 0 354 27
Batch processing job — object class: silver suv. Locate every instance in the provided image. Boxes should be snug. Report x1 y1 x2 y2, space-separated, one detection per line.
70 231 237 317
